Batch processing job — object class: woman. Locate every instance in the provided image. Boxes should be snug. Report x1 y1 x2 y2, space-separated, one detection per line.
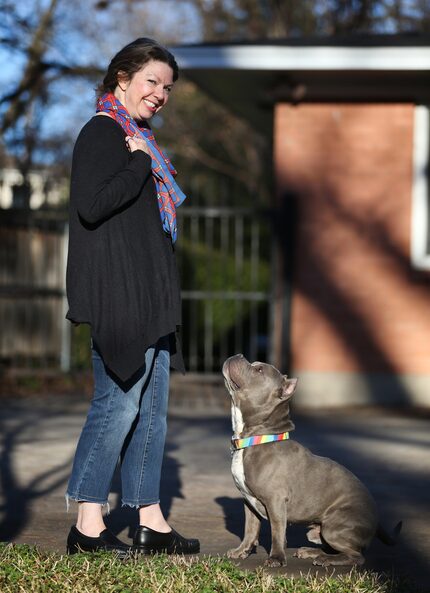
65 38 199 556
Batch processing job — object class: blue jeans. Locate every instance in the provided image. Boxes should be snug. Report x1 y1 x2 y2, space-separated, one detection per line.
66 336 170 507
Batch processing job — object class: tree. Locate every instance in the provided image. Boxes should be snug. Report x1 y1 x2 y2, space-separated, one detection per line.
0 0 105 201
193 0 430 39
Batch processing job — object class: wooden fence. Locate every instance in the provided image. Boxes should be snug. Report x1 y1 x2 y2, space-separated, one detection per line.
0 210 69 371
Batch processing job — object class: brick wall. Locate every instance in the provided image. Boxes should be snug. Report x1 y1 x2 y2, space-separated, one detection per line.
274 103 430 378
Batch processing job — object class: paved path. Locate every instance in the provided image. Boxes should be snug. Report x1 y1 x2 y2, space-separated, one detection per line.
0 388 429 590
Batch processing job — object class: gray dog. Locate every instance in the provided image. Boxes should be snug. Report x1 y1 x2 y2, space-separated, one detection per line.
222 354 401 567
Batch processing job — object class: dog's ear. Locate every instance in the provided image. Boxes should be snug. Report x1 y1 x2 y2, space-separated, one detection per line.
279 377 298 400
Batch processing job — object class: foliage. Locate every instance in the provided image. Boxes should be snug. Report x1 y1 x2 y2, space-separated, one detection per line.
70 323 92 371
194 0 430 40
0 543 423 593
178 220 271 368
159 78 271 207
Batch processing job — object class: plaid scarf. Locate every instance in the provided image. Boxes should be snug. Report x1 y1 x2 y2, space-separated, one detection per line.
96 92 186 243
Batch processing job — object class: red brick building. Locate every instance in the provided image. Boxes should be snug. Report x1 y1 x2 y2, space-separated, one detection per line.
174 35 430 406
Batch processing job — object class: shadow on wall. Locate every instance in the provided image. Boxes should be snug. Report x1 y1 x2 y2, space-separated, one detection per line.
273 108 430 406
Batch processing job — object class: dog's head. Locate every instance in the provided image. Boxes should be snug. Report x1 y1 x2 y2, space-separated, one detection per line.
222 354 297 435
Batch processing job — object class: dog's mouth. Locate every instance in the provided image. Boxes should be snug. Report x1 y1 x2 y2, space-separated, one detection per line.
222 358 242 392
228 377 240 391
224 370 241 392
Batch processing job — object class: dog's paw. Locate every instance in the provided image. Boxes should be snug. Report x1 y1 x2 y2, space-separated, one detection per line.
294 547 321 560
264 555 286 567
312 553 365 567
312 557 331 567
227 547 251 560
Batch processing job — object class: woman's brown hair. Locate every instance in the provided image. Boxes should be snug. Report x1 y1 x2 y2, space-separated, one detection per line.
96 37 179 98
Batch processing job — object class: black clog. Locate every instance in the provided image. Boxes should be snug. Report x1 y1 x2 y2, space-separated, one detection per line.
133 525 200 555
66 525 131 558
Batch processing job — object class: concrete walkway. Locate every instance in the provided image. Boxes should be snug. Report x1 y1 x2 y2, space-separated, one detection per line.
0 382 429 590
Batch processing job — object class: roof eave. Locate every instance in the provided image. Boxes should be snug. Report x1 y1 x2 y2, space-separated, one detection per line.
172 45 430 72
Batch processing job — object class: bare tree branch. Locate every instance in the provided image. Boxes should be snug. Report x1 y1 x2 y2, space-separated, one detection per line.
1 0 58 133
176 140 260 194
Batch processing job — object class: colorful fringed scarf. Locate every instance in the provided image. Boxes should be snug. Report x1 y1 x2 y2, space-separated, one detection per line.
231 431 290 451
96 92 186 243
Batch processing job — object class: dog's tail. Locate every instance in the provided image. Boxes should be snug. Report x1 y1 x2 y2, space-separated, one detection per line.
377 521 402 546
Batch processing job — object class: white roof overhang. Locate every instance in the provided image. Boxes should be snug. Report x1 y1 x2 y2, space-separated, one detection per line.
171 37 430 134
175 44 430 71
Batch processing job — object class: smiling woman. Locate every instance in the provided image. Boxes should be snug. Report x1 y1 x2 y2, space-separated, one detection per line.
96 38 178 120
115 62 174 120
64 37 198 558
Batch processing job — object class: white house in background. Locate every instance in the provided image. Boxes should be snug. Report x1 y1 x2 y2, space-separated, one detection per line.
0 167 67 210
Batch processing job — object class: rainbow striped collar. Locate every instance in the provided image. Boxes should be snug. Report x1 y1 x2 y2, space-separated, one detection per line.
231 432 289 451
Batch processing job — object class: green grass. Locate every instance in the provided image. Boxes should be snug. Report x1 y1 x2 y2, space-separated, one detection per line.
0 543 423 593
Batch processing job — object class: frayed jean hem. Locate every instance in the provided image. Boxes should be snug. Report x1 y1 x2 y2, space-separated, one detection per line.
121 499 160 509
65 493 111 514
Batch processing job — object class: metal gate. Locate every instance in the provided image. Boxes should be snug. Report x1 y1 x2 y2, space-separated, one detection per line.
177 206 272 374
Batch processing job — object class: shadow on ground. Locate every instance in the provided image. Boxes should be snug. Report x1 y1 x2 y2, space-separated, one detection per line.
0 401 74 543
176 411 430 590
0 397 429 591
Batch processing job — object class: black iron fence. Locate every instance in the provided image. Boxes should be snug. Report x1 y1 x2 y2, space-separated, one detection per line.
177 206 272 373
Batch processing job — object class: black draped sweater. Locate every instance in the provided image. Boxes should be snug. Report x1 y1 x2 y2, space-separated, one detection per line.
66 115 184 382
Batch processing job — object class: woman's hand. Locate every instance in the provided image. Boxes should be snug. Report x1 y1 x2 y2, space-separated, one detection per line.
125 135 149 154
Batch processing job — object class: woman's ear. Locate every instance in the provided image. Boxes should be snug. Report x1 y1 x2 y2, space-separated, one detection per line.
117 70 129 91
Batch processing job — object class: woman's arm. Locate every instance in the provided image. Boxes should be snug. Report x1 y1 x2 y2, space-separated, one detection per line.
70 117 152 225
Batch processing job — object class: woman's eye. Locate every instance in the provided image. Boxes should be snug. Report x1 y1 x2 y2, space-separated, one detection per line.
148 79 156 84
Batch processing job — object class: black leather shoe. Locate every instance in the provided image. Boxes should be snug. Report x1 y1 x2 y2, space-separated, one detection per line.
66 525 131 558
133 526 200 555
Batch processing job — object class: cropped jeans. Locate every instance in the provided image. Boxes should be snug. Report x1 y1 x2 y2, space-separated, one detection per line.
66 336 170 508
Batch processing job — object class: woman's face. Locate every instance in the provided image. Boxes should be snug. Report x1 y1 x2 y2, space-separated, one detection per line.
115 59 174 121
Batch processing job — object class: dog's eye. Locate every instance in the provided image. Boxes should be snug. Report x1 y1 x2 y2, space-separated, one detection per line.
255 366 263 373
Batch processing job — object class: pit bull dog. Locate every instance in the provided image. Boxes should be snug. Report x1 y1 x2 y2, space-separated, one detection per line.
222 354 401 567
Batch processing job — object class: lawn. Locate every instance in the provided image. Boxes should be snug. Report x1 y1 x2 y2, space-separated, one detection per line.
0 543 422 593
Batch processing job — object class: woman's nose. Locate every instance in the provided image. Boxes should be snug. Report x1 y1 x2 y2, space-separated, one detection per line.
153 85 165 102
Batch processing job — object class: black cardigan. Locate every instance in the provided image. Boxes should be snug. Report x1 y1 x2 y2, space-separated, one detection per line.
66 115 184 382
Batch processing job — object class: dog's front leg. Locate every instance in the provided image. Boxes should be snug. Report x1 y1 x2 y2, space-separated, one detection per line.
265 495 287 566
227 503 261 559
